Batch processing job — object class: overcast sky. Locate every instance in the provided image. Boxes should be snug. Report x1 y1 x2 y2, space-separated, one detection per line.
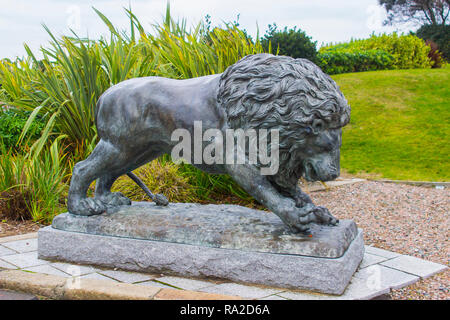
0 0 417 59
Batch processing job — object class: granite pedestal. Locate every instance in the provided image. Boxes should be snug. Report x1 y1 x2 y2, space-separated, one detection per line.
38 202 364 295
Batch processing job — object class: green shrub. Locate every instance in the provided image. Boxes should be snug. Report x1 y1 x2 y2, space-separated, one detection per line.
416 24 450 60
112 160 198 203
0 109 45 152
317 49 394 75
261 24 317 61
319 33 432 74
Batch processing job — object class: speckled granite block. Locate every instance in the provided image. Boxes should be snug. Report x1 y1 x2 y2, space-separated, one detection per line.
38 202 364 294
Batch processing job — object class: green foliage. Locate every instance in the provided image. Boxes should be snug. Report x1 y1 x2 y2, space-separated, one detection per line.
0 140 67 224
111 157 252 204
112 160 198 203
416 24 450 60
0 108 45 152
261 24 317 61
319 33 433 74
317 49 395 75
160 155 252 202
334 66 450 181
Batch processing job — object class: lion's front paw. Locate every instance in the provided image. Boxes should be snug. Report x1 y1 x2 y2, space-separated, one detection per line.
71 198 108 216
99 192 131 207
310 206 339 226
281 204 339 233
279 208 314 233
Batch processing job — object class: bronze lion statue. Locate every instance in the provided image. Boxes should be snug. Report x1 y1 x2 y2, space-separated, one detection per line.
67 53 351 232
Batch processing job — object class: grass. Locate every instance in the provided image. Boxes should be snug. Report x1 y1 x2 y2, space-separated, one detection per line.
333 65 450 181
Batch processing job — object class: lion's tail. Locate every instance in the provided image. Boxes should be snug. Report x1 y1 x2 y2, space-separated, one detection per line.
126 172 169 206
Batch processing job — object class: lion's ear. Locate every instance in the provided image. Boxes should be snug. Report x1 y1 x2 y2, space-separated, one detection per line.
312 119 324 134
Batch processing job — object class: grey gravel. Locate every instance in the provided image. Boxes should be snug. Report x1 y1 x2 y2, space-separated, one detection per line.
309 180 449 300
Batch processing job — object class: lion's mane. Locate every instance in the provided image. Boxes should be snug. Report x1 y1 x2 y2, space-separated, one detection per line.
217 53 351 189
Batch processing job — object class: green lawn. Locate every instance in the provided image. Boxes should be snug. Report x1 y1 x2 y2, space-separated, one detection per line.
332 66 450 182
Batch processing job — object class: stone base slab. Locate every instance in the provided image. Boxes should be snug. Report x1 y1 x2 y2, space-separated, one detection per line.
38 226 364 295
51 203 359 259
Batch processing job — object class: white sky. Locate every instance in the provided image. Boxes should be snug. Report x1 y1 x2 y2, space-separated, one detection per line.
0 0 417 59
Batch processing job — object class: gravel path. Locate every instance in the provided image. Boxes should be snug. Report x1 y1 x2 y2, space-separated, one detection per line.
310 180 449 300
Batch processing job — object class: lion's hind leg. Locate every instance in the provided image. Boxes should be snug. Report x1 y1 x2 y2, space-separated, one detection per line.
95 148 168 207
67 139 128 216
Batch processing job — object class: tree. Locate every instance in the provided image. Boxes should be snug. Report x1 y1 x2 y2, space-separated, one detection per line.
416 24 450 59
261 24 317 62
379 0 449 26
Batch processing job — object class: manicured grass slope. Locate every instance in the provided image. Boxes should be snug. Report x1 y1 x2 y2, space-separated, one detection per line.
332 66 449 181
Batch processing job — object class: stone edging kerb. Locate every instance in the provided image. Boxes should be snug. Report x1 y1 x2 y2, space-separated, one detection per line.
0 269 241 300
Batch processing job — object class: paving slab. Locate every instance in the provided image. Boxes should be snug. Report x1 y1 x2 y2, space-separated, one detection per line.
277 271 394 300
199 283 284 299
23 264 71 278
0 289 38 300
353 265 419 290
0 259 19 270
155 276 217 290
50 262 102 276
138 280 177 289
0 233 38 244
99 270 156 283
1 251 48 269
2 238 37 253
259 294 288 300
358 253 389 269
0 245 17 256
337 276 391 300
364 246 402 259
80 272 119 282
380 255 448 278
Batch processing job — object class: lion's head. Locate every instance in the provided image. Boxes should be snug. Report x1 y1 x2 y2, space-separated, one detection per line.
217 53 351 190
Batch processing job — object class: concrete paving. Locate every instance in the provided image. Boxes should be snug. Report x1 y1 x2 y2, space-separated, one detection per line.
0 289 38 300
0 233 447 300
